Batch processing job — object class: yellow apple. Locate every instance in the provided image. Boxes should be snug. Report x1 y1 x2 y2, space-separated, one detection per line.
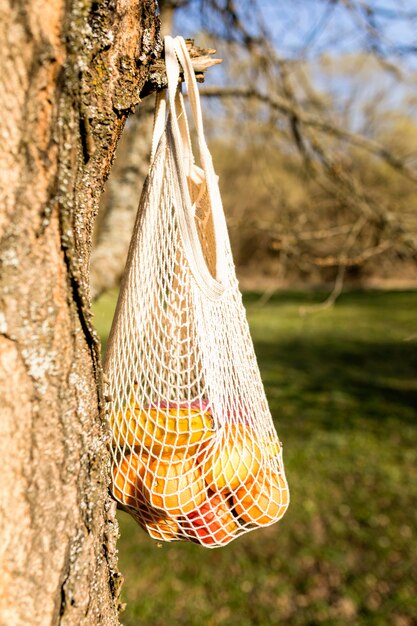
200 425 261 493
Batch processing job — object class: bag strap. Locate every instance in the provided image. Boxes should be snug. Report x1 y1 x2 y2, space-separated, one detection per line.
164 36 229 297
175 89 194 179
151 91 166 162
167 38 218 192
151 88 195 182
174 37 230 266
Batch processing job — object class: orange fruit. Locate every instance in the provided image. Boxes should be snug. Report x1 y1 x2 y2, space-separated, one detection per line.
200 424 261 492
233 472 289 526
146 517 181 541
109 408 137 448
131 504 181 541
110 405 215 457
144 454 206 516
112 452 149 509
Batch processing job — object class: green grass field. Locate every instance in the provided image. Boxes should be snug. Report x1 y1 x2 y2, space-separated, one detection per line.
93 290 417 626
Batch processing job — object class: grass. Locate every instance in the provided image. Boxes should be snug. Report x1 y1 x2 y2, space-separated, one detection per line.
93 289 417 626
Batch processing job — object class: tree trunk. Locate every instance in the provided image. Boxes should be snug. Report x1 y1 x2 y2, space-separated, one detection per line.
0 1 159 624
90 0 173 300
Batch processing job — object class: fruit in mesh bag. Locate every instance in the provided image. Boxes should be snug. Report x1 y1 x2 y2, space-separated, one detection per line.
183 492 238 546
233 472 289 526
113 454 183 539
146 517 181 541
199 424 261 492
143 454 206 516
110 404 215 456
263 435 281 458
112 452 149 509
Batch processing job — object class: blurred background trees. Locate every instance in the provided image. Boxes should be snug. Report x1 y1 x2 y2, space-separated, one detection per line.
91 0 417 300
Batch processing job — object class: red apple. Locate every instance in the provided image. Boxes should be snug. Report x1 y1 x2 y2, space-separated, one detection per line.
183 493 238 546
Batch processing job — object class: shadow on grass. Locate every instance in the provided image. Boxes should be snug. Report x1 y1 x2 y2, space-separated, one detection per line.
255 336 417 434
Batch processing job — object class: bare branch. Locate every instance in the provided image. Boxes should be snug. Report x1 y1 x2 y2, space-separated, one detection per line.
200 85 417 184
141 39 222 97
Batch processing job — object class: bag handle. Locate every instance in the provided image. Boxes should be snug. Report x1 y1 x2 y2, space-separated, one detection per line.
172 36 230 245
166 38 219 195
164 36 229 297
151 88 195 181
151 91 166 162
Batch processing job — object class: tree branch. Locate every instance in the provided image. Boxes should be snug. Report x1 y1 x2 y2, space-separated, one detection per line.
200 85 417 184
140 39 222 97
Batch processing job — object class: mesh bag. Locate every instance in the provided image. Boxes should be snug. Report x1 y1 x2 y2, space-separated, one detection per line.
104 36 289 548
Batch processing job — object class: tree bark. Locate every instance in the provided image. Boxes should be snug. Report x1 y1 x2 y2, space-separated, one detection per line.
90 0 173 301
0 1 159 624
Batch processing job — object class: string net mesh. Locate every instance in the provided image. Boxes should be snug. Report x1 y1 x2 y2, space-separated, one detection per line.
104 36 289 548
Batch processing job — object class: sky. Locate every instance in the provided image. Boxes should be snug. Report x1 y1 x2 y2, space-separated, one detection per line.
173 0 417 66
171 0 417 129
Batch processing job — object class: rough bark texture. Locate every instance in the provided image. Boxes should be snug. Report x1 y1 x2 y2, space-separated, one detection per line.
90 0 172 300
0 1 160 625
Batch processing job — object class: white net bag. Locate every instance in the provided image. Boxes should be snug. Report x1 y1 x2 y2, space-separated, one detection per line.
104 36 289 548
